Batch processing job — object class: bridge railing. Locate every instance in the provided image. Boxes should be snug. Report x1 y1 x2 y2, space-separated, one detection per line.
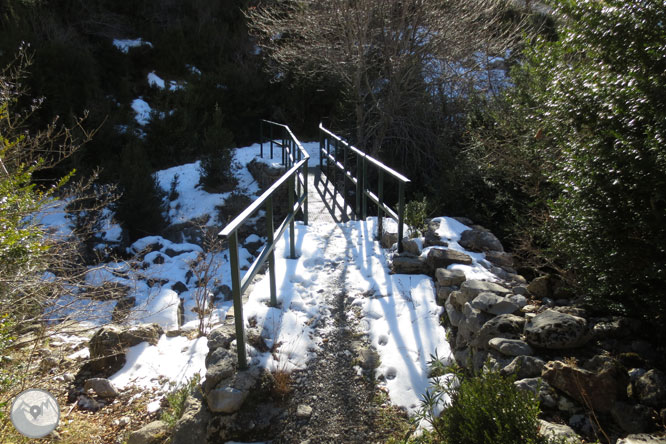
318 124 410 252
218 120 309 369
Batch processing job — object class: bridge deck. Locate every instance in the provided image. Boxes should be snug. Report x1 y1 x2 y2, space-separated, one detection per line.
307 166 354 225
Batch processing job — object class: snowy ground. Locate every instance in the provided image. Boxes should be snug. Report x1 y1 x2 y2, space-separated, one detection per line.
36 140 502 434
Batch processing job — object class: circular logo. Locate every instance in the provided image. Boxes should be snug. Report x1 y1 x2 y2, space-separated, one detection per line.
10 388 60 438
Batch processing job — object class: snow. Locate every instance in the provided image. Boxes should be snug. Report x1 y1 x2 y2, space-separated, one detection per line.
131 98 152 126
112 38 153 54
147 71 165 89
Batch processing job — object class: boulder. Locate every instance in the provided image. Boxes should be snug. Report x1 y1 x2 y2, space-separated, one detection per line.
84 378 119 398
524 309 589 349
514 377 558 409
470 292 520 315
203 349 236 394
501 355 545 379
435 268 466 287
453 347 487 372
424 229 448 248
207 387 248 414
611 401 657 434
460 280 511 301
488 338 533 357
170 391 211 444
456 304 490 348
391 255 429 275
484 250 514 269
542 360 628 413
381 229 398 249
207 324 237 351
425 248 472 270
473 314 525 349
88 326 126 373
401 238 422 255
538 420 581 444
527 275 550 299
119 324 164 347
633 369 666 408
459 229 503 252
436 286 453 306
127 421 169 444
445 296 464 328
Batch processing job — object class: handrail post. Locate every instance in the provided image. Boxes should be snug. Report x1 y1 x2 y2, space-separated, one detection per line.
270 124 274 159
260 121 264 158
343 141 348 214
228 230 248 370
332 139 338 199
289 174 296 259
303 158 309 226
378 169 384 241
266 196 277 307
397 181 406 253
355 153 361 219
319 131 324 169
362 156 368 219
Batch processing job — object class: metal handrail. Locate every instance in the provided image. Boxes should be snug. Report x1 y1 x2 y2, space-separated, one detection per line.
318 123 410 252
218 120 309 369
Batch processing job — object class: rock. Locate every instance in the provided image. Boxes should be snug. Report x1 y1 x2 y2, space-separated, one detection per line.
435 268 466 287
634 369 666 408
470 292 520 315
381 229 398 249
484 250 513 269
488 338 533 357
425 248 473 270
355 346 380 370
524 309 589 349
39 356 59 372
76 394 104 412
391 255 429 274
127 420 169 444
456 304 490 348
207 324 237 351
112 297 136 323
538 420 581 443
473 314 525 349
501 355 545 379
453 347 487 372
459 229 504 252
401 238 422 255
88 326 126 373
513 285 529 296
460 280 511 301
617 435 666 444
542 360 627 413
203 349 236 394
119 324 164 347
171 281 189 294
568 414 597 438
296 404 313 418
171 391 211 444
424 229 447 248
611 401 657 434
527 275 550 299
214 285 232 301
436 286 453 305
207 387 248 413
514 377 558 409
509 294 528 309
445 295 464 327
84 378 119 398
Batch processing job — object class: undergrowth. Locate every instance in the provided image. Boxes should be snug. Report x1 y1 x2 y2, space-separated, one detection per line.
160 374 201 429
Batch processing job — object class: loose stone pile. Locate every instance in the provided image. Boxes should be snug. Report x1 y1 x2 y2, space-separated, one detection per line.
388 218 666 444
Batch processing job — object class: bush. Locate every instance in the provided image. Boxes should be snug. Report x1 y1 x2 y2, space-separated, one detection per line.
417 363 550 444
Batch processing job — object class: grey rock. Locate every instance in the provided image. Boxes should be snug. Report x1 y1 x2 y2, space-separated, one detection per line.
509 294 528 309
207 387 248 413
88 326 126 373
488 338 533 357
391 255 429 275
524 309 589 349
527 276 550 299
425 248 473 270
512 285 529 296
119 324 164 347
127 421 169 444
436 286 453 306
84 378 119 398
424 229 447 248
171 281 189 294
39 356 59 372
617 435 666 444
538 420 581 443
296 404 313 418
203 349 236 394
381 229 398 249
77 394 104 412
634 369 666 408
453 347 488 372
473 314 525 349
501 355 545 379
470 292 520 315
460 280 511 301
459 229 504 252
568 414 597 438
514 377 558 409
484 250 513 268
445 295 464 328
171 391 211 444
611 401 657 434
435 268 466 287
401 238 422 255
207 324 237 351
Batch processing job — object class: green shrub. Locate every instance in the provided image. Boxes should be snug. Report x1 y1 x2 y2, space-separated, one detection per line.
417 362 550 444
404 196 429 238
160 374 201 428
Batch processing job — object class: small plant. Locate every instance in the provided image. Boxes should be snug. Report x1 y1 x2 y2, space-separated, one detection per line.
416 359 553 444
160 374 201 428
189 228 225 336
404 196 429 238
168 173 180 201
